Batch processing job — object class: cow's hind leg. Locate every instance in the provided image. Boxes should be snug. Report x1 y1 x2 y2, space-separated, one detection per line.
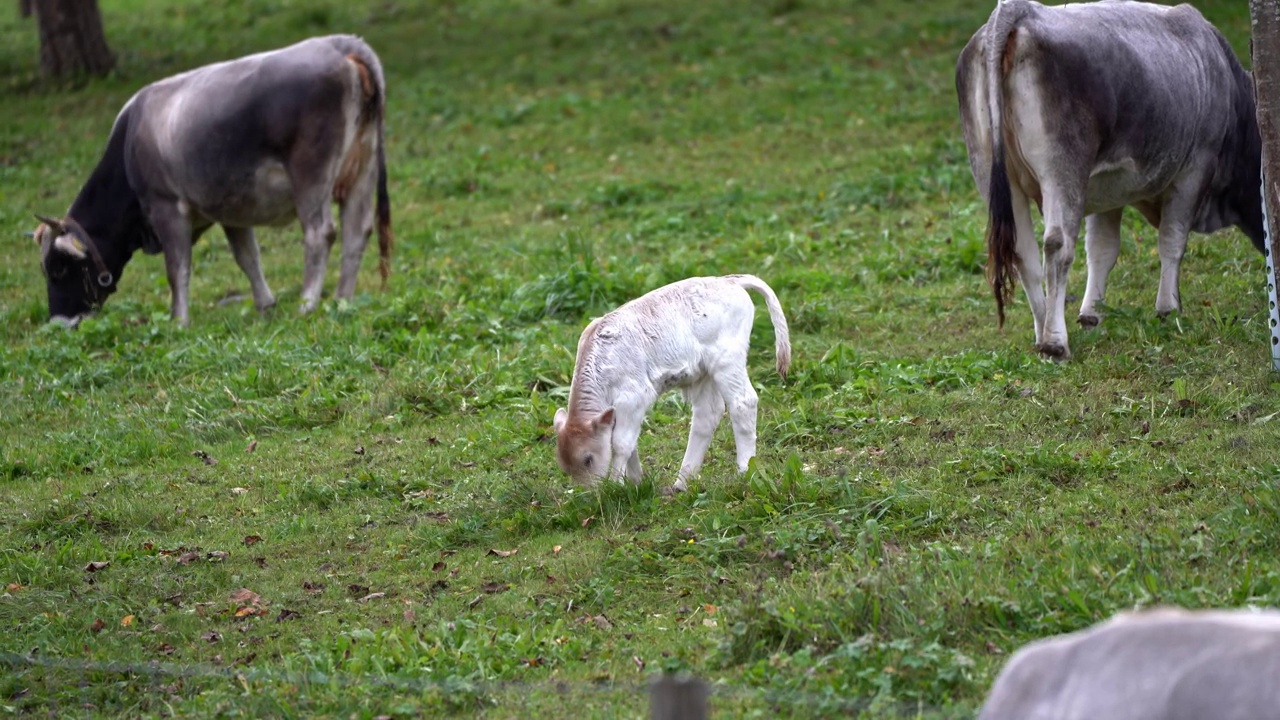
712 365 759 474
1037 186 1085 360
1078 209 1123 328
336 160 376 300
223 226 277 314
1010 184 1048 345
673 381 725 493
287 122 343 313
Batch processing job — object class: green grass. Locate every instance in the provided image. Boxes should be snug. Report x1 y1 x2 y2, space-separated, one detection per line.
0 0 1275 717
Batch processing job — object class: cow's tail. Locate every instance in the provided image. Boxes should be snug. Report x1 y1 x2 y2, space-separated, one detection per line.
730 274 792 381
983 0 1030 328
339 36 393 288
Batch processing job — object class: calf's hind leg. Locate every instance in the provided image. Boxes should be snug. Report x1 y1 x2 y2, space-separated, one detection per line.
713 366 759 473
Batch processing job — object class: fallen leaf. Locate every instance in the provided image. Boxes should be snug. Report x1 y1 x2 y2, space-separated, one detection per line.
480 582 509 594
581 516 595 528
553 545 562 555
231 487 249 496
242 535 263 546
487 548 518 558
423 512 451 523
521 657 544 668
158 643 176 655
353 445 365 455
7 583 24 592
546 575 557 584
403 607 416 623
467 594 484 609
202 631 221 644
431 561 446 573
90 618 105 633
234 606 260 618
206 551 229 562
460 461 477 468
633 655 646 672
439 549 457 557
254 557 267 568
83 561 110 573
592 614 613 630
276 609 301 622
177 552 199 565
702 618 718 627
142 542 154 551
191 450 217 466
358 592 386 603
347 584 370 597
120 615 135 627
229 589 261 605
235 653 256 666
303 581 324 594
703 604 718 614
245 439 258 453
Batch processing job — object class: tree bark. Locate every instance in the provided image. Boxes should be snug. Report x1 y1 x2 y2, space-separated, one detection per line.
1251 0 1280 370
31 0 114 78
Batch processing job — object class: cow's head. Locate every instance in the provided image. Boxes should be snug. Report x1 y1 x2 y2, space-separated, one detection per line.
553 407 615 485
33 215 116 326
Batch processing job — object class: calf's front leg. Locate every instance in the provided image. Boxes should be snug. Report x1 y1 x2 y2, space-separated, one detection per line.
673 382 725 492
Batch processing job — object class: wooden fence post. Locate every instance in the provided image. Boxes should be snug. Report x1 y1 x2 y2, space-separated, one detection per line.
649 673 709 720
1251 0 1280 371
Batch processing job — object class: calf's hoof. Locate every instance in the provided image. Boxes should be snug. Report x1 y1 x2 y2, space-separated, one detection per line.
1077 313 1100 329
671 478 688 493
1034 341 1071 362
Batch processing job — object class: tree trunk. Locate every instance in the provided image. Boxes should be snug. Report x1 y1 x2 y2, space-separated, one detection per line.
32 0 114 78
1251 0 1280 370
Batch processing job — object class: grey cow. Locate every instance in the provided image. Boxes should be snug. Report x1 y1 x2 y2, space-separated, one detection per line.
979 607 1280 720
34 34 392 326
956 0 1263 360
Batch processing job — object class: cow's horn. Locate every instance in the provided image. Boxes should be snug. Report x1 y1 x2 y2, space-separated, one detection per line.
34 214 63 233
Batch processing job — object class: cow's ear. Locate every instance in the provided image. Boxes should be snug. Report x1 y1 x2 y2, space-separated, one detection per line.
553 408 568 433
52 232 88 260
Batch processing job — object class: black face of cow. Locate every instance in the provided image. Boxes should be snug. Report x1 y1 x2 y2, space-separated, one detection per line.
36 220 116 324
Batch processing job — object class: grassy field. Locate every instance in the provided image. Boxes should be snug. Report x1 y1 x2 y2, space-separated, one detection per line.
0 0 1276 717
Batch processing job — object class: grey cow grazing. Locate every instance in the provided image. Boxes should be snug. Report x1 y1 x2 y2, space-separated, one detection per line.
979 607 1280 720
956 0 1263 360
34 34 392 326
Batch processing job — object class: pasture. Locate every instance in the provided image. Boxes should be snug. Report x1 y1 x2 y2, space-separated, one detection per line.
0 0 1275 716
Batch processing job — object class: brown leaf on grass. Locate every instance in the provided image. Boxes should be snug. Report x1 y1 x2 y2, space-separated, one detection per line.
467 594 484 609
6 583 23 592
521 657 544 668
276 609 301 622
254 557 267 568
177 552 199 565
546 575 557 584
235 653 256 666
158 643 176 655
592 614 613 630
245 439 258 453
439 549 457 557
202 631 222 644
460 461 477 468
353 445 365 455
120 615 135 627
83 561 109 573
242 535 263 546
163 593 183 606
229 589 261 605
347 584 370 597
581 516 595 528
480 582 509 594
487 548 518 558
431 561 447 573
90 618 105 633
142 542 154 551
231 487 249 496
359 593 386 603
302 581 324 594
207 551 229 562
552 545 562 555
633 655 646 672
423 512 451 523
403 607 416 623
191 450 217 466
234 606 264 618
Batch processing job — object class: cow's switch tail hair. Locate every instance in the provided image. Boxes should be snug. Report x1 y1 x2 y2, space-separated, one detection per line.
729 274 792 380
984 0 1031 328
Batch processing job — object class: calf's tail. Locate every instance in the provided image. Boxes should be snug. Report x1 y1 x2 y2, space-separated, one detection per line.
339 36 393 288
730 274 791 380
983 0 1030 328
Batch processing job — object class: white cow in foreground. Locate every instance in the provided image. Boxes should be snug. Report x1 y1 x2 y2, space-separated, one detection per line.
553 275 790 492
979 607 1280 720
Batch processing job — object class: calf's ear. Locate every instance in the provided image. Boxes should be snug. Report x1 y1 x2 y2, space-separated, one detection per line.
553 408 568 433
595 407 615 429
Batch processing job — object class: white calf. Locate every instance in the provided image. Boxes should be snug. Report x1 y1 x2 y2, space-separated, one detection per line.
553 274 790 492
979 607 1280 720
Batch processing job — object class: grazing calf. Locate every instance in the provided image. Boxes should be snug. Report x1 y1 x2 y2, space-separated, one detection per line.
553 275 790 492
34 34 392 326
979 607 1280 720
956 0 1263 359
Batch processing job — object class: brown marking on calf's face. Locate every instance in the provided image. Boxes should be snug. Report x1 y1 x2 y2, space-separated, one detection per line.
553 407 614 485
1001 27 1018 76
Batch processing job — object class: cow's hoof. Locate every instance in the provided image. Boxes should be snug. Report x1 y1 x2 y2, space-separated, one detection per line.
1156 309 1179 321
1077 313 1100 329
1035 342 1071 361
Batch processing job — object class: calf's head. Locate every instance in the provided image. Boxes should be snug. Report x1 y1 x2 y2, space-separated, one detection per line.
34 215 116 325
553 407 615 484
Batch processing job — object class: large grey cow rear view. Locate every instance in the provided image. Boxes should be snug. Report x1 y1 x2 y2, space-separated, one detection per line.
979 607 1280 720
34 34 392 326
956 0 1263 359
